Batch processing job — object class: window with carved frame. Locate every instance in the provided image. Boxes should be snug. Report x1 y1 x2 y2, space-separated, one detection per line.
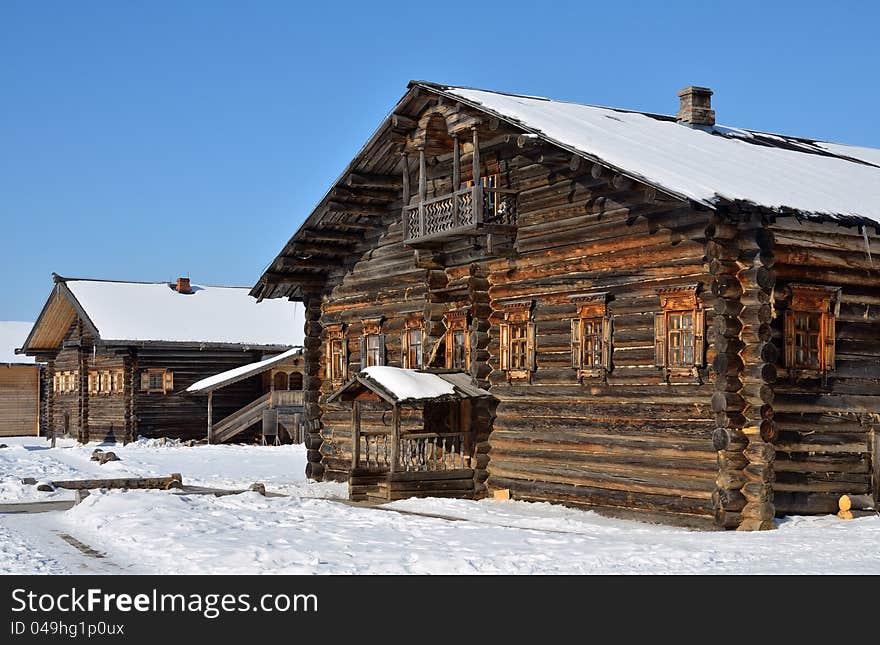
570 293 612 381
141 369 173 394
654 286 705 378
498 300 536 382
325 323 348 385
444 309 470 371
783 284 839 374
360 317 385 369
401 312 425 370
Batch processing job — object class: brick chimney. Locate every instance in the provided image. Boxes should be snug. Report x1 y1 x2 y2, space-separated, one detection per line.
677 86 715 127
175 277 192 294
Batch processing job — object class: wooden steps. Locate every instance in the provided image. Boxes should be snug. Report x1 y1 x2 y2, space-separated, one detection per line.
348 468 475 502
212 393 270 443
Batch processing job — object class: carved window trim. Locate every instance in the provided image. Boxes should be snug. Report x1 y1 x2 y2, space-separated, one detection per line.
783 284 839 375
325 323 349 386
498 300 536 383
443 309 470 371
360 317 385 369
654 285 705 381
570 293 612 382
141 369 172 394
401 312 425 370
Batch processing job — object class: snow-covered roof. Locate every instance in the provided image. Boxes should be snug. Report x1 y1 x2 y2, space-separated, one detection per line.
439 85 880 224
0 322 37 365
59 279 302 347
187 347 301 393
328 366 491 403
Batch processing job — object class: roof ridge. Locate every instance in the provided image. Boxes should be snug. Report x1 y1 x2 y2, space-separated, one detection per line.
55 275 254 290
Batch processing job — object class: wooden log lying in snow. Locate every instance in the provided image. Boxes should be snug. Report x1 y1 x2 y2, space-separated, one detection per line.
838 494 875 512
46 473 183 491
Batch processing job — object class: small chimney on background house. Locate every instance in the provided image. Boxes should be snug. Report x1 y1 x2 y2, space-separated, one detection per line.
175 277 192 294
677 86 715 127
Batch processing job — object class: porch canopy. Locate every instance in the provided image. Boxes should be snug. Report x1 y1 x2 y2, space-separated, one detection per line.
327 366 490 476
326 365 489 405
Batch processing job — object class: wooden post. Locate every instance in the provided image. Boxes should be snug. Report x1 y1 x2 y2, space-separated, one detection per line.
351 401 360 470
207 391 213 444
401 153 411 239
418 148 426 238
452 135 460 229
471 127 483 225
391 404 400 473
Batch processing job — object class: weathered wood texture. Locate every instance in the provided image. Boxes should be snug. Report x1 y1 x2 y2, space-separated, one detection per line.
0 364 40 436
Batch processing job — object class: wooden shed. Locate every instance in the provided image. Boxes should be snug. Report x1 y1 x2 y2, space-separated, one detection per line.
0 321 41 437
251 81 880 530
19 275 303 443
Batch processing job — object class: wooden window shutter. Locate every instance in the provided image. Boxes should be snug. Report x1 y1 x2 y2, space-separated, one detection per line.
88 372 97 394
654 312 667 367
140 371 150 391
694 308 706 367
570 318 581 369
527 322 538 372
359 336 367 369
821 311 836 372
499 323 510 371
783 310 796 367
464 331 471 370
401 331 409 368
325 340 332 379
163 370 174 394
602 316 613 370
378 334 386 366
444 330 454 369
342 338 349 379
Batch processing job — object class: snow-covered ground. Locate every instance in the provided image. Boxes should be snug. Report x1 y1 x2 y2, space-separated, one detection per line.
1 435 878 574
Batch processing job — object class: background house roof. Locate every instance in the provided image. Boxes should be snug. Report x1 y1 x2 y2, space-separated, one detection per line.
0 322 37 364
23 278 303 351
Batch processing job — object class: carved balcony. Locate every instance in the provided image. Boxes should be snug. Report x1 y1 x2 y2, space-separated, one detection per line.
402 185 517 246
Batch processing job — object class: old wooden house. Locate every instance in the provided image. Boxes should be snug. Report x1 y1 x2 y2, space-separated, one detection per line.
251 82 880 530
0 321 41 437
19 275 303 443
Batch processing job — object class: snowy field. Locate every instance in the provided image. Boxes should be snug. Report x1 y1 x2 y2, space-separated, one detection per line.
1 435 878 575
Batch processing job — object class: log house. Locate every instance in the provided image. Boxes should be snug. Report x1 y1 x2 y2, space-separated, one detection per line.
252 82 880 529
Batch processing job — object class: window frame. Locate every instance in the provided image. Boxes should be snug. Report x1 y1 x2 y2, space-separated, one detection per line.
141 369 173 394
360 317 385 369
570 293 612 381
444 309 470 372
783 284 839 375
498 300 536 383
654 285 705 380
401 313 425 370
325 323 349 386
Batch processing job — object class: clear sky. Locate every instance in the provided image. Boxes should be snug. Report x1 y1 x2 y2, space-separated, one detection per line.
2 0 878 321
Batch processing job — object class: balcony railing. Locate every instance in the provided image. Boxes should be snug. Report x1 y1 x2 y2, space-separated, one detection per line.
403 185 516 245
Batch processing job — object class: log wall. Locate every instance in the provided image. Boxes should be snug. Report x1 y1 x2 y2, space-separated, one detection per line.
768 216 880 514
0 364 40 436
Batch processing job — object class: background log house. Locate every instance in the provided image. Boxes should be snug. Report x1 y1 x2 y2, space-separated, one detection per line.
19 275 303 443
251 81 880 529
0 321 41 437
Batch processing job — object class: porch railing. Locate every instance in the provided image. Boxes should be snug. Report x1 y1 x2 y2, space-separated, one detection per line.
353 429 468 473
270 389 303 407
403 185 516 244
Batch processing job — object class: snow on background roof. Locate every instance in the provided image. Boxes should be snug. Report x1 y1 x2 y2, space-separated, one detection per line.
444 86 880 224
361 366 456 401
187 347 300 393
0 322 36 364
65 280 303 346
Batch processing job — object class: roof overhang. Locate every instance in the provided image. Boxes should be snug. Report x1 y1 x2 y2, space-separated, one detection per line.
326 367 491 405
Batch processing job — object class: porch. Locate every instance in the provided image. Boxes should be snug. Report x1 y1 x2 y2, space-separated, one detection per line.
326 366 491 502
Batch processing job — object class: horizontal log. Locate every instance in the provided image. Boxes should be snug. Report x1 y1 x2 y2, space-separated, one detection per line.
48 474 183 491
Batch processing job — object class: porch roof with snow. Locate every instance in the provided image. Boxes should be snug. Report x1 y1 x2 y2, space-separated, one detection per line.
326 366 491 405
186 347 302 394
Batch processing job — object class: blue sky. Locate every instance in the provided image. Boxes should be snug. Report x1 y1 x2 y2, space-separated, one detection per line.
2 1 878 321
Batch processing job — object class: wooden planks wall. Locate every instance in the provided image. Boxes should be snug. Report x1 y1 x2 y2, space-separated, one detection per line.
0 365 40 436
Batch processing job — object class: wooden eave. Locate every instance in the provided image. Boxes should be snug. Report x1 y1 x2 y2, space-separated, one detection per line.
19 280 100 354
